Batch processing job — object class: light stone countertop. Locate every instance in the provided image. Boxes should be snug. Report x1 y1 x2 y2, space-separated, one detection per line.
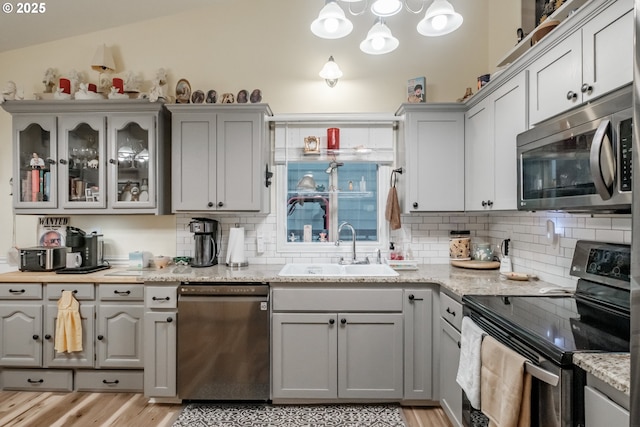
573 353 631 395
8 262 628 396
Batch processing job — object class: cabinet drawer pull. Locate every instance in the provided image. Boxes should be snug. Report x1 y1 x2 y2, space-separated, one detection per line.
9 288 25 294
62 289 78 294
408 294 423 301
340 318 347 325
114 290 131 295
102 379 120 385
27 378 44 384
446 307 456 317
152 296 170 301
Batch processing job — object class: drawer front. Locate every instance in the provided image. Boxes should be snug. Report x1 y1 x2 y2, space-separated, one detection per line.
272 288 403 312
145 286 178 309
2 369 73 391
440 292 462 331
47 283 95 301
0 283 42 299
98 284 144 301
75 370 144 392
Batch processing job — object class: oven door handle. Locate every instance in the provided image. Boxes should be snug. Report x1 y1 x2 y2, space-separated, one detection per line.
589 118 615 201
524 361 559 387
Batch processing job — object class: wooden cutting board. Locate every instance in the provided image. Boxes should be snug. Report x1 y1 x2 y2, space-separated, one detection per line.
450 260 500 270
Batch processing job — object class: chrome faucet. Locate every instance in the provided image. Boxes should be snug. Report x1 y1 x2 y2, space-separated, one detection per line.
336 221 369 264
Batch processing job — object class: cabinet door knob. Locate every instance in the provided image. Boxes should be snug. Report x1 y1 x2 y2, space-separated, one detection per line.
97 335 104 340
487 200 493 207
32 334 39 340
59 159 67 165
329 318 335 325
109 159 117 164
166 317 173 323
446 307 456 317
457 341 461 349
408 294 423 301
46 158 56 165
44 334 52 340
207 202 214 207
581 83 593 94
340 318 347 325
413 202 418 208
566 91 578 101
217 201 224 207
481 200 487 207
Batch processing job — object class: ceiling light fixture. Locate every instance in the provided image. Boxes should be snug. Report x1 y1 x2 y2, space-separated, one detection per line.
319 56 343 87
360 18 399 55
311 0 463 54
311 1 354 39
416 0 463 36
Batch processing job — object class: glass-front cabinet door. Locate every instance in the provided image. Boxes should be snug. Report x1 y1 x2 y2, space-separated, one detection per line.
13 116 57 208
109 115 156 209
58 116 106 209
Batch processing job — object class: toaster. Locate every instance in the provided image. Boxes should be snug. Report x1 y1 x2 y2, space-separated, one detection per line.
19 246 69 272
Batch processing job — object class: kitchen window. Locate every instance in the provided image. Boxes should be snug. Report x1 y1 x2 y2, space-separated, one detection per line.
286 161 378 244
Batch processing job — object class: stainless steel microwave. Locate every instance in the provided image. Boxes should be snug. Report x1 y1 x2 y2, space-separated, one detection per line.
517 85 632 213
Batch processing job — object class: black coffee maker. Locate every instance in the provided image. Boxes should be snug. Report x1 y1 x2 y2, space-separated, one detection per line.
66 227 105 268
189 218 220 267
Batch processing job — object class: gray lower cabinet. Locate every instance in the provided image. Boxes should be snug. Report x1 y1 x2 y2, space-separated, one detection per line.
439 293 463 427
0 282 144 392
271 287 404 401
404 288 434 400
584 374 630 427
143 284 178 398
168 104 272 213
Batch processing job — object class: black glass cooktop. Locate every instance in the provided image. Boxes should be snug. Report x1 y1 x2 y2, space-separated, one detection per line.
463 288 629 366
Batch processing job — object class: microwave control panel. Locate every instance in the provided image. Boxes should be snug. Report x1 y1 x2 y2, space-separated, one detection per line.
619 118 632 192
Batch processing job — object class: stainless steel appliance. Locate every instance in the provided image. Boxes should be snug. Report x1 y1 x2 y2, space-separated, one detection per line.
463 240 631 427
189 218 219 267
517 85 632 212
631 3 640 424
65 227 105 268
177 282 270 401
19 246 69 271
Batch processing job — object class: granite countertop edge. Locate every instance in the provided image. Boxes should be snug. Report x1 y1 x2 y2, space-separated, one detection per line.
573 352 630 395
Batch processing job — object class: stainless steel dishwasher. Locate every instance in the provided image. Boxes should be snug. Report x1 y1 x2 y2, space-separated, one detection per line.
177 282 270 401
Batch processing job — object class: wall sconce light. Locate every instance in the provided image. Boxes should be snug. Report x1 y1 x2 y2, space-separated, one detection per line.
319 56 343 87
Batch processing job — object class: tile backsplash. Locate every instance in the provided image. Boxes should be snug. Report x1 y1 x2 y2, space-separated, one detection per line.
176 211 631 288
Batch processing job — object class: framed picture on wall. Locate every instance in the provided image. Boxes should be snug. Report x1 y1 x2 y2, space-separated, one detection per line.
407 77 425 103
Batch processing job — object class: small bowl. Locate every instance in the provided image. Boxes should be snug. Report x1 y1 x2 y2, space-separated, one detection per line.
173 256 192 266
154 256 171 269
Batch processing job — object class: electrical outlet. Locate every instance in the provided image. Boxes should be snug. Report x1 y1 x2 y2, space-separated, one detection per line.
257 233 265 254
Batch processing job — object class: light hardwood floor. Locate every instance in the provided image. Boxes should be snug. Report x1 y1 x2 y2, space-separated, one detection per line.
0 391 453 427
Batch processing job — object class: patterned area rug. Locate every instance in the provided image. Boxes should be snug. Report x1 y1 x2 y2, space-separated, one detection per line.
172 403 407 427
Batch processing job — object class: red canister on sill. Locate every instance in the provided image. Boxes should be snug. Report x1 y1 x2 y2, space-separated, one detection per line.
327 128 340 150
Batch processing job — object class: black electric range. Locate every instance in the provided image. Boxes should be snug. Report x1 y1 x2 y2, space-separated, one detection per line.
463 240 631 366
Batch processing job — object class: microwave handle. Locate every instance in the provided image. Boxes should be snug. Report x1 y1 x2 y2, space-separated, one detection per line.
589 119 615 201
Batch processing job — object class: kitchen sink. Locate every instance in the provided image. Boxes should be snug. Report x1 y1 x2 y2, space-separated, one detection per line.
277 263 398 277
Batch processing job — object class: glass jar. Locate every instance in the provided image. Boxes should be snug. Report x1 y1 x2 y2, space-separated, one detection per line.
449 230 471 260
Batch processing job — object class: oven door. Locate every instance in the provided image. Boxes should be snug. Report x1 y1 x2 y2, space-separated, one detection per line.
461 360 577 427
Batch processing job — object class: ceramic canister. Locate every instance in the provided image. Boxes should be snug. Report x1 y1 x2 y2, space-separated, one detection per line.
449 230 471 260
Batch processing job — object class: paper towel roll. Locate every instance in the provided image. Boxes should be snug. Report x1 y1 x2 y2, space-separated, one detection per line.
226 227 247 266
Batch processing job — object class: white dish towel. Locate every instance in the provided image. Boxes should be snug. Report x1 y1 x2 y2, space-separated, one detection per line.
456 316 486 410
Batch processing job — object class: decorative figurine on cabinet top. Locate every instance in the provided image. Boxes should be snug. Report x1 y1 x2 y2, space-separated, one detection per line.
42 68 57 93
149 68 168 102
250 89 262 103
206 89 217 103
221 93 235 103
175 79 191 104
237 89 248 103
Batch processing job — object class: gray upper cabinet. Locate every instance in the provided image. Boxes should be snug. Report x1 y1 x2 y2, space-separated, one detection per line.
168 104 272 213
396 104 465 212
2 100 171 214
465 72 526 211
528 0 632 125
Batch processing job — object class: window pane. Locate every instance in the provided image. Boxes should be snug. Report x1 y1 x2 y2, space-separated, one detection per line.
286 161 378 243
337 163 377 241
287 163 329 242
